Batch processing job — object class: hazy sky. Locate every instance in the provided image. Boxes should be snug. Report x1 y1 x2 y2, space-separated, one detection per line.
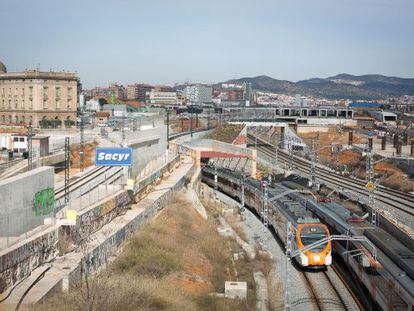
1 0 414 88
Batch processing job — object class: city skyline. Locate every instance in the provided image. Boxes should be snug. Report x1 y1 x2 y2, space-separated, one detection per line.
1 0 414 88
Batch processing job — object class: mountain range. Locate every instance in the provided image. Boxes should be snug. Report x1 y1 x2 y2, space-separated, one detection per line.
220 74 414 100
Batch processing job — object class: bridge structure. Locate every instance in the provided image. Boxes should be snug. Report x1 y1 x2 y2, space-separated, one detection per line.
179 139 257 178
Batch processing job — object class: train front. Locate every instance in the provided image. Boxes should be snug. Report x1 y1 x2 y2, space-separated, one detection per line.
296 224 332 267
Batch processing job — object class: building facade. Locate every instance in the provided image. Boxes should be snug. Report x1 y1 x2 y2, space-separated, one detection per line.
184 84 212 104
126 83 153 100
0 61 81 127
149 90 177 105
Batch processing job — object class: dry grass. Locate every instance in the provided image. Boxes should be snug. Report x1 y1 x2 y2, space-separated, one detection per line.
33 192 262 310
204 123 244 143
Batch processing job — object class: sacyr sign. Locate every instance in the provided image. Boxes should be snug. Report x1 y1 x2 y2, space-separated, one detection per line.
95 147 132 166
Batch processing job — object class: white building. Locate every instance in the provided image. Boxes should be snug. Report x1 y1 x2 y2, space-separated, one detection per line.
149 90 177 105
184 85 212 104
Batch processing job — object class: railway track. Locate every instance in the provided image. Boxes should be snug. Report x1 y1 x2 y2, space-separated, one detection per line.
299 270 346 311
248 134 414 218
55 166 122 200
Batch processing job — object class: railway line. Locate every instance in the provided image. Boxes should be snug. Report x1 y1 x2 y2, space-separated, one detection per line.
53 129 202 205
300 270 346 311
248 134 414 219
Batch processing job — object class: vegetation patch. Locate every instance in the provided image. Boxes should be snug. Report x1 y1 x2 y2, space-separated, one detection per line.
31 191 269 310
205 123 244 143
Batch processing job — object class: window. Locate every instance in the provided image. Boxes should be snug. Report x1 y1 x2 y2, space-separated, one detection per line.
8 88 11 97
13 137 18 142
21 88 25 97
15 88 18 96
8 100 11 108
56 99 60 109
67 99 72 109
21 100 25 109
43 99 48 109
29 99 33 109
1 88 4 97
67 87 72 98
19 137 24 142
56 87 61 98
29 86 33 95
43 86 48 97
15 100 18 109
1 99 4 108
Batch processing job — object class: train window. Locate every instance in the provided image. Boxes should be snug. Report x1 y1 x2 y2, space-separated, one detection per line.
300 226 328 252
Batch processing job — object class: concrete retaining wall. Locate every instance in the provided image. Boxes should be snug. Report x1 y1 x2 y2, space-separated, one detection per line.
0 166 55 237
127 125 168 179
0 227 59 293
0 155 186 295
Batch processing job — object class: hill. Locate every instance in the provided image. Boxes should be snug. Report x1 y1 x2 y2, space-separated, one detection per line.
220 74 414 100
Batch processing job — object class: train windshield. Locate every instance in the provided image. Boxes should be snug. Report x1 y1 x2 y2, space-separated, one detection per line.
300 226 328 252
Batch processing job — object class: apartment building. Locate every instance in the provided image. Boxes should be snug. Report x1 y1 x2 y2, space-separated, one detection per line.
0 61 81 127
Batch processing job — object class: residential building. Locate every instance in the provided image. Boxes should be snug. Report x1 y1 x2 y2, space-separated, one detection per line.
184 84 212 104
109 84 127 100
149 89 177 105
0 60 81 127
126 83 153 100
224 88 244 101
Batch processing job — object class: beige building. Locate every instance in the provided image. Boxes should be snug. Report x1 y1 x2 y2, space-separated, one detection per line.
0 61 81 127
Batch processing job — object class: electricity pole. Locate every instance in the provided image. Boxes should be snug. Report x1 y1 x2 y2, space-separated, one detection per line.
64 137 70 204
262 180 269 227
240 171 245 219
166 108 170 147
79 114 85 172
285 222 293 311
27 125 33 171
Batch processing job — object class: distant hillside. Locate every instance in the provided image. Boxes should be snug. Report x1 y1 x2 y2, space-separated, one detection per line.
220 74 414 100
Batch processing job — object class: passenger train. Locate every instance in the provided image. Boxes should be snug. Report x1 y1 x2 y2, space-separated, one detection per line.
202 165 331 268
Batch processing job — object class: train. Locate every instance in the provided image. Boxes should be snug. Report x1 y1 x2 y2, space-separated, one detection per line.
202 165 332 268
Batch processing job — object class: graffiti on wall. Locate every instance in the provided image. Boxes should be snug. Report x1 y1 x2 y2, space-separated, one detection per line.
33 188 55 216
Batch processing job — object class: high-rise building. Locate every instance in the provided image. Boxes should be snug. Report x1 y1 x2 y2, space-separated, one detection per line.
0 60 81 127
184 84 212 104
244 82 252 106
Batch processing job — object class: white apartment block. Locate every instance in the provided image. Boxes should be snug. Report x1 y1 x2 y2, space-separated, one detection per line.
149 90 177 105
184 85 212 104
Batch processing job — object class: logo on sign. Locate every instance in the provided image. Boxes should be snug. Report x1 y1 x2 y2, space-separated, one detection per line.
95 148 132 166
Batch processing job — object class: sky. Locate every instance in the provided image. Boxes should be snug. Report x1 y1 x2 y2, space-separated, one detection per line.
1 0 414 88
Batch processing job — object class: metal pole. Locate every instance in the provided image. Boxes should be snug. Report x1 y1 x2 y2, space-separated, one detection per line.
285 222 292 311
214 165 218 200
240 172 245 218
262 181 268 227
190 111 193 138
27 125 33 171
207 108 211 130
64 137 70 204
80 115 85 172
166 108 170 147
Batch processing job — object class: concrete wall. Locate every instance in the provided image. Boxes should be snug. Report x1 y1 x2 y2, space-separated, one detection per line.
127 125 167 179
0 166 54 237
